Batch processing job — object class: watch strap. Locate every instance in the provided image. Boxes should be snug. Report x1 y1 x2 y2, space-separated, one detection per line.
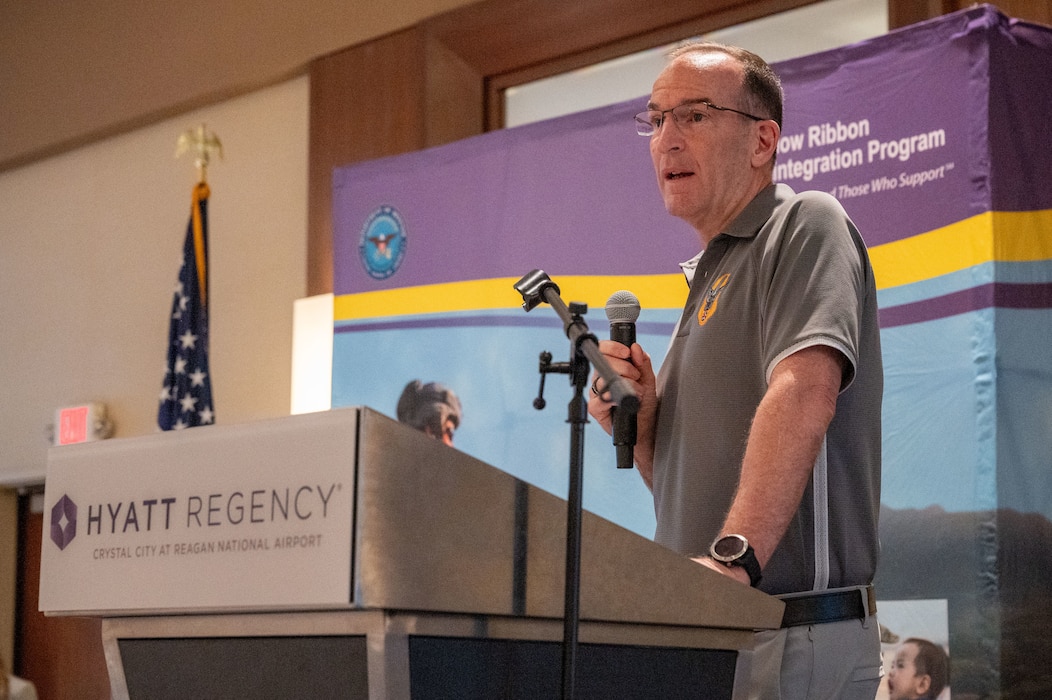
710 535 763 587
731 545 762 587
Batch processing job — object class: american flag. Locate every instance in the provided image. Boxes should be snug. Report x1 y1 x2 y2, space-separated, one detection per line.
158 182 215 430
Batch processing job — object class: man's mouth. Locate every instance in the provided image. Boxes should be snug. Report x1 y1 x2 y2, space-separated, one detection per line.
666 170 694 180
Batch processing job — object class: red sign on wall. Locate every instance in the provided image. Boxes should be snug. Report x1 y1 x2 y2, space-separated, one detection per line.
57 406 90 445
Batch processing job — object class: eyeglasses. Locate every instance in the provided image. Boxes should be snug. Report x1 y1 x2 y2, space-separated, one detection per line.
634 100 766 136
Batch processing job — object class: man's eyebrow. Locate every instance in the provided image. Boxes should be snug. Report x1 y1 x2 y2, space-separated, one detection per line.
645 97 710 111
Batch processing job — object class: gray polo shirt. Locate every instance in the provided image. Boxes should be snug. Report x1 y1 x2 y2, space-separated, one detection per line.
652 183 883 595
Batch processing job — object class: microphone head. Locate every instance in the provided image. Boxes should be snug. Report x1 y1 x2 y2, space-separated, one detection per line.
605 290 641 324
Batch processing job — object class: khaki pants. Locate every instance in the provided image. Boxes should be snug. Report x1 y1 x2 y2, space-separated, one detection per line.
746 613 882 700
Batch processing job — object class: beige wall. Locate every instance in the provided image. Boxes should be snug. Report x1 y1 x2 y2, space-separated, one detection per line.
0 76 309 485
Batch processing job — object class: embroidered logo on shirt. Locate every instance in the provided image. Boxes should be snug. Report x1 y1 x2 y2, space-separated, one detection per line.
697 273 730 326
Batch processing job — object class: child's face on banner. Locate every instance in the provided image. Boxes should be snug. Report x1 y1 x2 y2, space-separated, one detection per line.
887 642 930 700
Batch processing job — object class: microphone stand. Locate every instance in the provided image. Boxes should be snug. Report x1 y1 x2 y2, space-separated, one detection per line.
513 270 639 700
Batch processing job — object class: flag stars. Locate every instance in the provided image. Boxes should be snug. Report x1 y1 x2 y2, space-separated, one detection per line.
172 294 188 319
158 184 214 432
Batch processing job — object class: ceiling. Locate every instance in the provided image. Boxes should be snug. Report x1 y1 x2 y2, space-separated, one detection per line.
2 0 889 173
0 0 476 172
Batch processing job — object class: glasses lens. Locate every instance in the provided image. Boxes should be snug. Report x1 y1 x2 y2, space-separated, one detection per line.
675 104 708 125
634 113 656 136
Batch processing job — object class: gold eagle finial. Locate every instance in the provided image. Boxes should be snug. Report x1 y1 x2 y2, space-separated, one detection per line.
176 124 223 183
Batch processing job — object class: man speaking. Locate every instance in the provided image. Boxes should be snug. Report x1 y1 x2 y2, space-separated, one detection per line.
588 42 883 699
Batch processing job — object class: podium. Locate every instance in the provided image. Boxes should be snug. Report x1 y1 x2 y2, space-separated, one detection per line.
39 408 783 699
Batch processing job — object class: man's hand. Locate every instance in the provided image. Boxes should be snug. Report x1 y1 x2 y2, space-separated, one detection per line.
692 555 752 586
587 340 659 486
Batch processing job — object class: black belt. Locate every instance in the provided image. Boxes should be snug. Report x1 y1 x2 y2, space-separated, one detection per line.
779 585 876 628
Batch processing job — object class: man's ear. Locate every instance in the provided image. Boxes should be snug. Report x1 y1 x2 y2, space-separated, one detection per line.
752 120 780 168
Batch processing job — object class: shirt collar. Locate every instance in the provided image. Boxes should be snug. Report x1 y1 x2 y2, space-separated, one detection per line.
723 182 795 239
677 183 796 285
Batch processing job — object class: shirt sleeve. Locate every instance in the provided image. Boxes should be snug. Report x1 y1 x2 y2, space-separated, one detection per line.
758 190 869 391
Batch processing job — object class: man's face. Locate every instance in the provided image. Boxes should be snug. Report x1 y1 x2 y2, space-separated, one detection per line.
647 52 766 237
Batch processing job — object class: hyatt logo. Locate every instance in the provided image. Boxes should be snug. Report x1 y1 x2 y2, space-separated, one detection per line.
51 495 77 550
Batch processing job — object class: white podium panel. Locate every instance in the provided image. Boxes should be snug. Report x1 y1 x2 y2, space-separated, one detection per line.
40 409 360 615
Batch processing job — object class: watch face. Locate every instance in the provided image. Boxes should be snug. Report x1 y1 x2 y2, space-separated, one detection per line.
712 535 748 561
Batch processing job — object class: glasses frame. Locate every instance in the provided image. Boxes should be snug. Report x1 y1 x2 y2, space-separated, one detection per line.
634 100 766 137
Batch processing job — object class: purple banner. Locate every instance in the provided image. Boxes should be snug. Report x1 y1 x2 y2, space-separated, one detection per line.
333 100 697 296
989 13 1052 211
773 8 989 246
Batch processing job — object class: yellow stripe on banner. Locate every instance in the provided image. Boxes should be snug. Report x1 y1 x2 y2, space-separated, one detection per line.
334 274 690 322
993 209 1052 261
192 182 210 303
334 209 1052 321
868 213 994 290
868 209 1052 290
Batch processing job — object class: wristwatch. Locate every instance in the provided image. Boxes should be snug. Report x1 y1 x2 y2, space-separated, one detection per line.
710 534 762 587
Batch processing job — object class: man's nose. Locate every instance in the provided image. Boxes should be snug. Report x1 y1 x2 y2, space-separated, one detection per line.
652 121 684 151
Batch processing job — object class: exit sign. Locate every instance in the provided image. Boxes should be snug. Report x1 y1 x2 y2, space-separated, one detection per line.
55 403 108 446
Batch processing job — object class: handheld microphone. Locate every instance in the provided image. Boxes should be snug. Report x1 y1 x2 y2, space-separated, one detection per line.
605 290 640 469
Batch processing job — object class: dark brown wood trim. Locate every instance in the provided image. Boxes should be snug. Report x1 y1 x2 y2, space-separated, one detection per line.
888 1 1051 30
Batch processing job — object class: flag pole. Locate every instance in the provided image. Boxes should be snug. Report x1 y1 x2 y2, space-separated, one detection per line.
175 124 221 309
